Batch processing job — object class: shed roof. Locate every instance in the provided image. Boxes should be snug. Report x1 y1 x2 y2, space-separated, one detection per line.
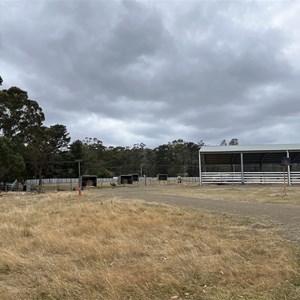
200 144 300 153
199 144 300 165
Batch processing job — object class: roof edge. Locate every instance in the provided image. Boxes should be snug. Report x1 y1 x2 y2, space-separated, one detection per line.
199 144 300 153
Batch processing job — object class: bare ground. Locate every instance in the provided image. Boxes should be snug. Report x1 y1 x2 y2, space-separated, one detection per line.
94 185 300 243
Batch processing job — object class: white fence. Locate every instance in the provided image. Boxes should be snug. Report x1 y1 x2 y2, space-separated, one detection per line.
24 173 300 187
200 172 300 184
25 177 199 186
25 178 114 185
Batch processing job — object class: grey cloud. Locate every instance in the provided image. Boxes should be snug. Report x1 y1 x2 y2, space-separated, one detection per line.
106 5 166 65
1 0 300 147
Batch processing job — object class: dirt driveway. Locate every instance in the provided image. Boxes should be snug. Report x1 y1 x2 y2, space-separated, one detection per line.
96 185 300 243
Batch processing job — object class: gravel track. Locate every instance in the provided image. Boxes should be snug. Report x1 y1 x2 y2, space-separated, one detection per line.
98 186 300 243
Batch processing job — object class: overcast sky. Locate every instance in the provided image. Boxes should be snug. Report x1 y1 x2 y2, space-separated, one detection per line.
1 0 300 148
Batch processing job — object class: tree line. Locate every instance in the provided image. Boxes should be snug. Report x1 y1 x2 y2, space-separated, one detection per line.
0 76 205 185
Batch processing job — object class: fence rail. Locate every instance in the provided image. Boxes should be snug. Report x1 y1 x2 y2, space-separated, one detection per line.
201 172 300 184
24 172 300 187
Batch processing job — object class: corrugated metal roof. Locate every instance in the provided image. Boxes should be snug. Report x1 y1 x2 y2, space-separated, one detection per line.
199 144 300 153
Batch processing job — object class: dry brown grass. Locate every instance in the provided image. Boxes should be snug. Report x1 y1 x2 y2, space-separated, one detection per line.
0 191 299 299
156 184 300 205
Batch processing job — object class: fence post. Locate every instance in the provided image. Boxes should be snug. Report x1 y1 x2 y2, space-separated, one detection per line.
240 153 244 184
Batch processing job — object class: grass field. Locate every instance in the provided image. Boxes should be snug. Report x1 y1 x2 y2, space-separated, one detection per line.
151 184 300 206
0 190 299 299
31 182 300 206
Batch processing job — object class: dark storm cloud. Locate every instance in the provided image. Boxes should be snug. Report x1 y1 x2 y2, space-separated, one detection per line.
1 0 299 147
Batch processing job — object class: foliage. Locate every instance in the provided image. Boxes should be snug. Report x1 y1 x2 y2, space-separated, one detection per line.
61 138 201 178
69 138 111 177
0 78 73 182
0 86 45 146
0 136 25 182
24 125 70 184
0 77 205 180
152 140 200 177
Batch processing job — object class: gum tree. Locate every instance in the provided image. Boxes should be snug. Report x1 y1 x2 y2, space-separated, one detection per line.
0 86 45 147
0 136 25 184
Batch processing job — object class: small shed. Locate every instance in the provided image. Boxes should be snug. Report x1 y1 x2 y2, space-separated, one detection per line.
157 174 168 181
118 175 133 184
81 175 97 188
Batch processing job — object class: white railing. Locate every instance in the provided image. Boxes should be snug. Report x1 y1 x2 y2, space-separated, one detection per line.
25 177 200 185
25 178 116 185
24 173 300 186
201 172 300 184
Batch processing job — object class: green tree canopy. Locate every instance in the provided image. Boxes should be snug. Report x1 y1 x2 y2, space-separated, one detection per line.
0 86 45 146
0 136 25 183
25 125 71 185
